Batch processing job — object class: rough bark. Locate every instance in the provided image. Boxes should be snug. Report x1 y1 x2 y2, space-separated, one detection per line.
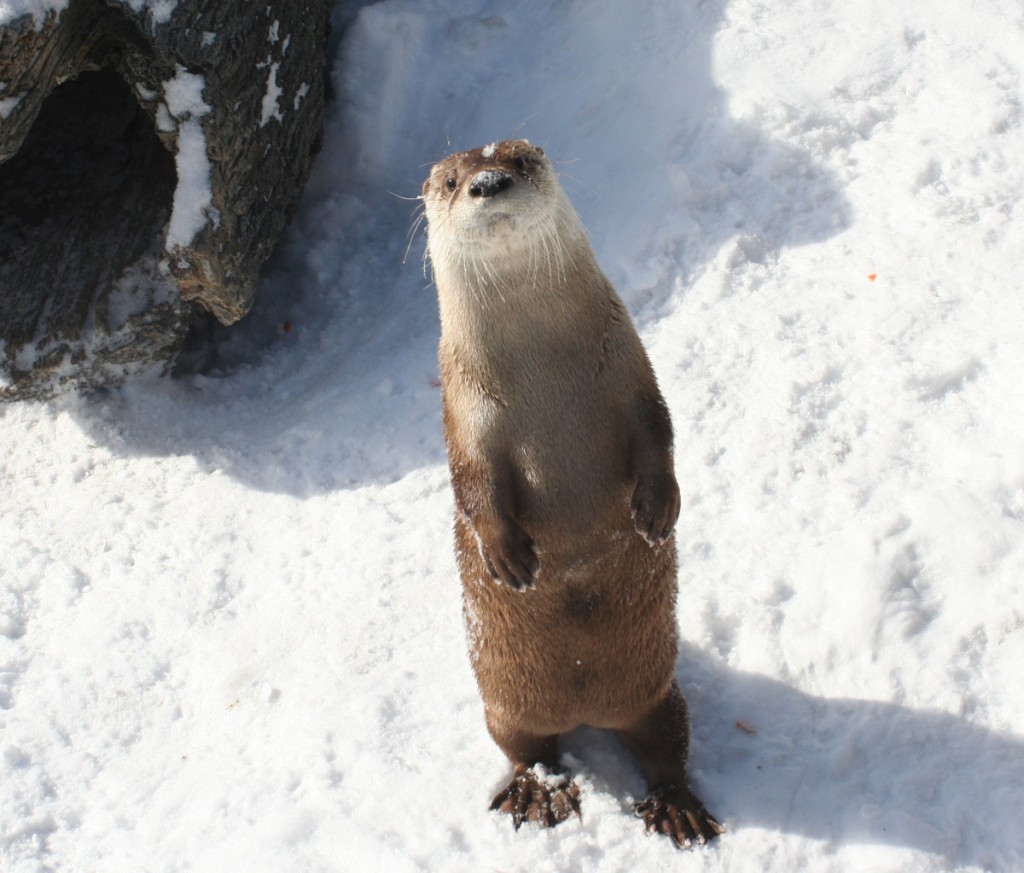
0 0 331 398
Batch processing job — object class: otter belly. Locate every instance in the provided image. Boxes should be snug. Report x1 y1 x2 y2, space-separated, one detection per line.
455 513 678 733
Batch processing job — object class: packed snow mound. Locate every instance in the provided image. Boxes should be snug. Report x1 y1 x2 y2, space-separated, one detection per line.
3 0 1023 871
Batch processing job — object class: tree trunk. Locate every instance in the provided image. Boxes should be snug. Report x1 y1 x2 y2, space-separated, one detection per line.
0 0 331 398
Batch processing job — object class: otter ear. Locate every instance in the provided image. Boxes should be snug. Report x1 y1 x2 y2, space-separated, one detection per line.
536 146 545 156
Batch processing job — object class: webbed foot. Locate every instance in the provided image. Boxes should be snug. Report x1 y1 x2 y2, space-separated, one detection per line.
634 784 724 849
490 765 582 830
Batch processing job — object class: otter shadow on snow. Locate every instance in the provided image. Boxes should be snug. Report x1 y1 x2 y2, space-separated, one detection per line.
65 0 849 495
560 643 1023 866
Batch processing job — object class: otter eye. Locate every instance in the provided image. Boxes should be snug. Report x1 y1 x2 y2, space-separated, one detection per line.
512 156 527 173
445 176 457 192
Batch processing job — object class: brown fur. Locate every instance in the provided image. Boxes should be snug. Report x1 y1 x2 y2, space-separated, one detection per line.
422 140 722 847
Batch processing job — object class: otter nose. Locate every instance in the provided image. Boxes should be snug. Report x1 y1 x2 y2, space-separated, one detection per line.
468 169 513 198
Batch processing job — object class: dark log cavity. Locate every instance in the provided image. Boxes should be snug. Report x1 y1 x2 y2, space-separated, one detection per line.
0 68 178 368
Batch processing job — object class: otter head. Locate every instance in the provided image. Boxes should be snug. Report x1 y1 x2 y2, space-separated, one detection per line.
422 140 574 262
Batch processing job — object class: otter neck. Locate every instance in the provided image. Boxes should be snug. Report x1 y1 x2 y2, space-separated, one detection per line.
435 243 617 399
439 239 607 331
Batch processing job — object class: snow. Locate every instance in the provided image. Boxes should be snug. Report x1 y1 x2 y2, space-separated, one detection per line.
260 61 284 127
259 22 289 126
0 0 66 28
0 92 24 119
161 66 214 249
0 0 175 28
116 0 176 26
3 0 1024 871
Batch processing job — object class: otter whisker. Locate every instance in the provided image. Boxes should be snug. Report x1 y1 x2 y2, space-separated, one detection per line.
540 222 560 287
405 208 428 266
536 216 564 286
388 189 425 202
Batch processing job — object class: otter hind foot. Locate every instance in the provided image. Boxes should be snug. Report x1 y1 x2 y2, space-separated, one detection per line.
490 766 582 830
634 785 724 849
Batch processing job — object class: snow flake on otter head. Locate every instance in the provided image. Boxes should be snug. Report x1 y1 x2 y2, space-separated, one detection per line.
481 142 497 158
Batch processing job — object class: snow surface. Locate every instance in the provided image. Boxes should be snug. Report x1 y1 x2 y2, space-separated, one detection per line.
3 0 1024 871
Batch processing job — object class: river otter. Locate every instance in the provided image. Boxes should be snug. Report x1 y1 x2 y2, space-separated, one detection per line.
422 139 723 848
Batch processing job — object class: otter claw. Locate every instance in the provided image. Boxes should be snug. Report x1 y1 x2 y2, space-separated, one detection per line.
491 767 581 830
477 519 539 589
631 472 681 546
634 786 724 850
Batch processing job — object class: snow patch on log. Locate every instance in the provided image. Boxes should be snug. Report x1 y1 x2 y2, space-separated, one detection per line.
162 65 214 249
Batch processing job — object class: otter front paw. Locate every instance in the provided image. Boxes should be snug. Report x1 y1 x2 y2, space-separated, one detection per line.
634 785 724 849
631 472 681 545
490 766 582 830
475 517 539 590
